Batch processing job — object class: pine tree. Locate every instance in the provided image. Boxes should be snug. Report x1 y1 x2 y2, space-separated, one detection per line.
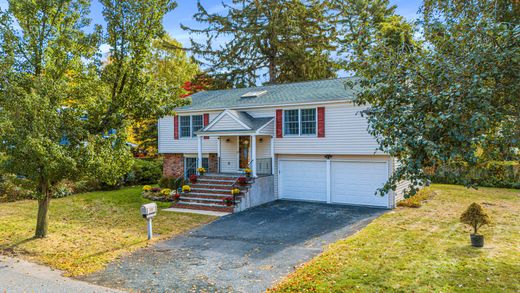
182 0 338 86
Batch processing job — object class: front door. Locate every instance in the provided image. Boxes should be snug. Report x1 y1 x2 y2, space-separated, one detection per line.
238 136 251 169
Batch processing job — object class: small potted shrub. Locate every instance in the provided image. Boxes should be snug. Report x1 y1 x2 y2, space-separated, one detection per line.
197 167 206 175
237 176 248 186
223 196 234 206
244 168 252 178
460 202 491 247
189 174 198 184
182 185 191 193
173 193 181 203
151 187 161 193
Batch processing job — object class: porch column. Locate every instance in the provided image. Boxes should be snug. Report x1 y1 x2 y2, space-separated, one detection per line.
197 135 203 171
251 134 257 177
270 136 275 175
217 137 221 173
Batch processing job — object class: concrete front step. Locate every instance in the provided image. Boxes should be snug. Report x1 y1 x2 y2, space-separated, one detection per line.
173 202 234 213
179 197 241 205
184 192 241 199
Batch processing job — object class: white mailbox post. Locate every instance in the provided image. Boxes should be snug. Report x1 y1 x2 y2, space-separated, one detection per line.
140 203 157 240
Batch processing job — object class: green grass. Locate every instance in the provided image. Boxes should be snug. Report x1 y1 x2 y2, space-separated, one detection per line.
270 184 520 292
0 186 216 276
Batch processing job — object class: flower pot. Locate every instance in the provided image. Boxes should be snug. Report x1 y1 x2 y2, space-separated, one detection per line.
470 234 484 247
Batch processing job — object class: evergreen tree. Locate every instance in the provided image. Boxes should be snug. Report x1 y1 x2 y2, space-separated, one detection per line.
182 0 338 86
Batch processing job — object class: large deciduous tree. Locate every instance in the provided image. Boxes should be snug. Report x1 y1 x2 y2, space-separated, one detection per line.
352 0 519 196
0 0 178 238
182 0 338 87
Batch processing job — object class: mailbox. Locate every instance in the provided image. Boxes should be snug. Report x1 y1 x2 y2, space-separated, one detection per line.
140 203 157 219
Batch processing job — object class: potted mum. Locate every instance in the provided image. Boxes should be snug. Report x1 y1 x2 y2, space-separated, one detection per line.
237 176 248 186
460 202 491 247
231 188 241 196
244 168 252 178
189 174 198 184
173 193 181 203
223 196 234 206
197 167 206 175
182 185 191 194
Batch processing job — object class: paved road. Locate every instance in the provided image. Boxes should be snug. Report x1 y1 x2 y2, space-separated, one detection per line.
0 256 122 293
82 200 384 292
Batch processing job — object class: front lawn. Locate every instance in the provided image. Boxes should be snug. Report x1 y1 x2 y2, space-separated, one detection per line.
0 186 215 276
271 184 520 292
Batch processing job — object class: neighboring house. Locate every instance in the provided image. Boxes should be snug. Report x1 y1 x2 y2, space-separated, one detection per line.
158 78 409 213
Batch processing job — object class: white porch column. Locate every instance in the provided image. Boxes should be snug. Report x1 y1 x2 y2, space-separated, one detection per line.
197 135 203 171
270 136 275 175
217 137 221 173
251 134 257 177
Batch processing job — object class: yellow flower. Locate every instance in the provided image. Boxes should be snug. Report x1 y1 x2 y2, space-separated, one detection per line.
182 185 191 193
142 185 152 192
160 188 172 196
244 168 252 174
197 167 206 174
231 188 241 195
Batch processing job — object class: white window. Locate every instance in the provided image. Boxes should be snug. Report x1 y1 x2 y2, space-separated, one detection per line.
179 115 204 138
283 108 316 136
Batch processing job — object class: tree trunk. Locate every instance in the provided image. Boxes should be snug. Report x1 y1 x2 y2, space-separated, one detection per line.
35 183 51 238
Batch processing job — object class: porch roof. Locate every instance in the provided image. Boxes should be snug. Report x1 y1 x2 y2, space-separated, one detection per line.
196 110 274 136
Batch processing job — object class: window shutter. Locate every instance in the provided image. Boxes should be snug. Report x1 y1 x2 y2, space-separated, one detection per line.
276 109 283 138
173 115 179 140
317 107 325 138
203 113 209 139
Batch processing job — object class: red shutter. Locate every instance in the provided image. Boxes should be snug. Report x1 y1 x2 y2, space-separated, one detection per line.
317 107 325 138
203 113 209 139
276 109 283 138
173 115 179 140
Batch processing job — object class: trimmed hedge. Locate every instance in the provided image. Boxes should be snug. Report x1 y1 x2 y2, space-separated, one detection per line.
432 161 520 189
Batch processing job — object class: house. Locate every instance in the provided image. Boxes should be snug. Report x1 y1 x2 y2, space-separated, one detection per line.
158 78 409 213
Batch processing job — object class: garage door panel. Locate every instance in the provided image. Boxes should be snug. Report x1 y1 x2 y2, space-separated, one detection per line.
331 161 388 207
280 160 327 202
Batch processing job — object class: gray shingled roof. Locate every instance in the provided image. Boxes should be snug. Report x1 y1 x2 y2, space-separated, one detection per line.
177 78 358 111
197 110 273 134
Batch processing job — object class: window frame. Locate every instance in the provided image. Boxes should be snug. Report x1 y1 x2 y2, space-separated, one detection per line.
179 115 204 139
282 108 317 137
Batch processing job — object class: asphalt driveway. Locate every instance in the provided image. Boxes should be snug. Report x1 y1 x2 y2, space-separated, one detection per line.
82 200 385 292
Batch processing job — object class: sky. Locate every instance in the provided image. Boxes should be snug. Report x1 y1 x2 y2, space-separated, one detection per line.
1 0 423 50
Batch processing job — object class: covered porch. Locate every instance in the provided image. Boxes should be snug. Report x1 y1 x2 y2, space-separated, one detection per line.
194 109 275 177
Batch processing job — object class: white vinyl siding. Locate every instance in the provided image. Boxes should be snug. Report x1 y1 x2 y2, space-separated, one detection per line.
220 136 238 172
158 112 220 154
258 120 275 135
208 114 248 131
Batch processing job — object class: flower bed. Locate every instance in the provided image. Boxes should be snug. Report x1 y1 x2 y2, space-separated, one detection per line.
141 185 176 202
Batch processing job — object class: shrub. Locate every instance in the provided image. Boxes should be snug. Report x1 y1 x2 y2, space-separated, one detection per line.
397 189 435 208
223 196 234 206
0 174 35 202
432 161 520 189
189 174 198 183
160 188 172 196
125 158 162 185
460 203 491 235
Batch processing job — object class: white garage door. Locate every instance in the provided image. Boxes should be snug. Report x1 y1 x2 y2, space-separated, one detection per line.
331 161 389 207
279 160 327 202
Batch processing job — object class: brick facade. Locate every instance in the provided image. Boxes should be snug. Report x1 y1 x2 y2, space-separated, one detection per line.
163 153 184 178
208 153 218 173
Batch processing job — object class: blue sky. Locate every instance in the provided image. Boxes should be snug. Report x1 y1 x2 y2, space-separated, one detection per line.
1 0 422 49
